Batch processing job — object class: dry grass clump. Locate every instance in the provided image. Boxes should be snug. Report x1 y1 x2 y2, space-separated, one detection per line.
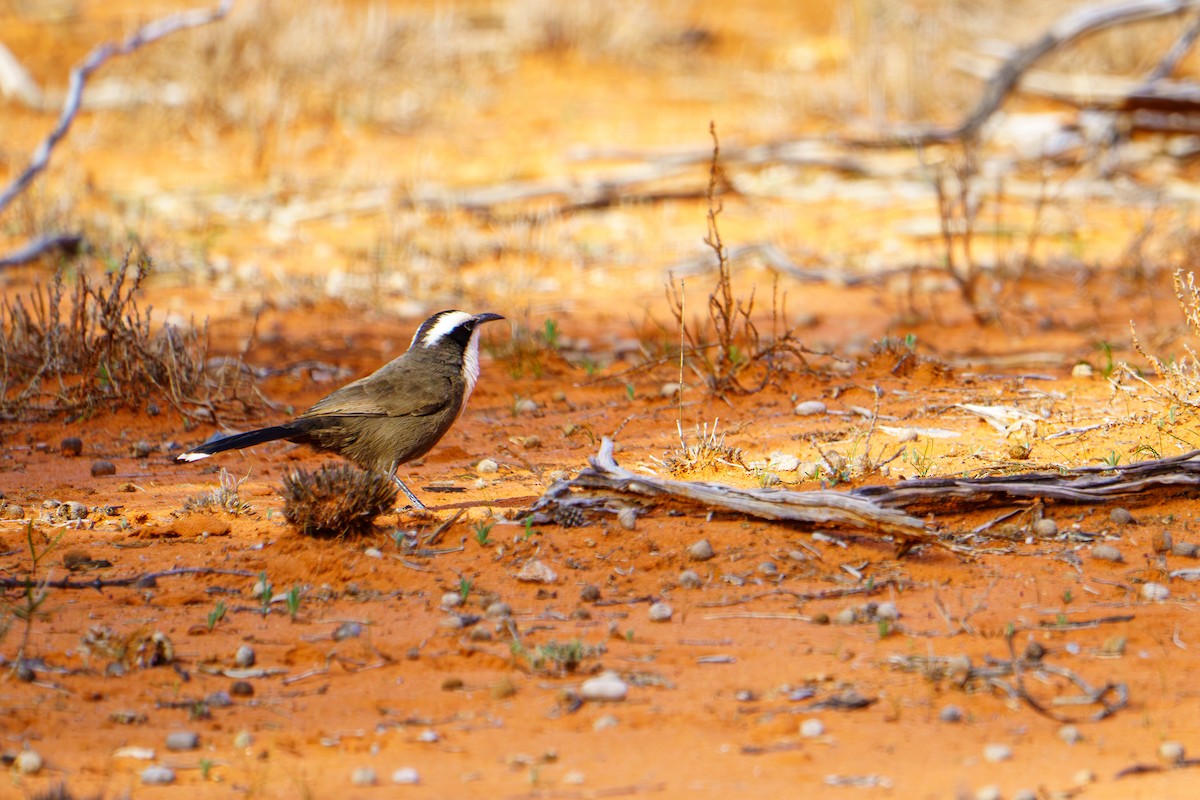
282 463 398 538
1128 270 1200 412
0 250 263 421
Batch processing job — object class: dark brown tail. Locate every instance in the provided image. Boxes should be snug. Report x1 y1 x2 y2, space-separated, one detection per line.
176 425 295 462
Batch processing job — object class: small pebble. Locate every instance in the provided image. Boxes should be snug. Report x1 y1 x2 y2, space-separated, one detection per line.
441 591 464 609
1031 518 1058 537
1173 541 1199 558
678 570 702 589
363 547 383 559
832 607 858 626
580 585 601 602
229 681 254 697
794 400 827 416
130 440 157 458
60 437 83 456
1074 769 1096 786
562 771 585 785
234 645 256 668
141 765 176 785
580 671 628 702
485 601 512 619
983 743 1013 763
417 729 440 743
14 750 42 774
1058 724 1082 745
91 460 117 477
648 602 672 622
392 767 420 785
1091 544 1124 563
1142 582 1170 602
1110 507 1134 525
617 507 637 530
593 714 619 731
688 539 715 561
476 458 499 474
734 689 757 702
58 501 88 520
165 731 200 751
1072 362 1093 378
757 561 778 576
206 690 233 707
333 621 363 641
513 398 539 415
351 766 377 786
234 730 253 749
1013 790 1038 800
939 705 963 723
660 382 681 398
874 601 900 621
799 718 824 737
1159 741 1186 763
975 786 1002 800
1153 530 1174 553
4 504 24 519
516 559 557 583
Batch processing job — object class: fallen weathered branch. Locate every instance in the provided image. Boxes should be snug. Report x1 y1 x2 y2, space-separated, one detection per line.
853 448 1200 511
0 566 256 591
528 437 958 557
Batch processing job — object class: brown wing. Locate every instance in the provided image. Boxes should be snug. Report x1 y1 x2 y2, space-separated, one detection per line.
302 360 452 419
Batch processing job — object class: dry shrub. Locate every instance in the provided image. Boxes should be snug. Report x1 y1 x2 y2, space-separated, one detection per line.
1129 269 1200 411
282 463 398 538
0 251 263 422
667 124 809 397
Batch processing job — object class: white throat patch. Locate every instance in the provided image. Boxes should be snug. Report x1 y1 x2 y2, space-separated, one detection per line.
417 311 474 348
459 327 484 417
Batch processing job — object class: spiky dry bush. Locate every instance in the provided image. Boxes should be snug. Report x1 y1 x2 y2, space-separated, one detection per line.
282 463 398 537
1129 270 1200 412
0 251 264 422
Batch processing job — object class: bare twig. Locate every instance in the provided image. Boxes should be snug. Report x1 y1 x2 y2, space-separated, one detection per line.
0 0 234 220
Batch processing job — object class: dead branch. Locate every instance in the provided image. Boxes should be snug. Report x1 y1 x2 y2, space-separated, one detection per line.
0 0 233 225
853 448 1200 511
0 566 257 591
527 437 961 557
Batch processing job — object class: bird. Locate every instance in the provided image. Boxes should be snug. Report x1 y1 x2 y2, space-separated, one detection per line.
176 310 505 510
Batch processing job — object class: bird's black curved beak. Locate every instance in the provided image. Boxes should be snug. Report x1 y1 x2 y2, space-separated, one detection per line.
472 312 505 326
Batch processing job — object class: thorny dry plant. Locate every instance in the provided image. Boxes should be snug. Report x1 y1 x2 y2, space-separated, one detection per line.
667 123 808 397
660 418 747 476
0 250 266 422
179 468 255 517
1128 269 1200 413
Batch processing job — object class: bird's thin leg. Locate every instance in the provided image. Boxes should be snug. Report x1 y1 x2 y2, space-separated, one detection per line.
391 474 427 511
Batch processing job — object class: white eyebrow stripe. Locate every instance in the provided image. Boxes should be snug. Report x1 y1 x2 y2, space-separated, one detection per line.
420 311 473 347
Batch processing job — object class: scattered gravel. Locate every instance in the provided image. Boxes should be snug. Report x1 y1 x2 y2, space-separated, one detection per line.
1159 741 1186 763
512 398 539 415
1142 582 1170 602
757 561 778 576
1031 518 1058 537
332 621 363 641
688 539 715 561
1153 531 1174 553
580 671 628 702
767 452 800 471
974 785 1002 800
678 570 702 589
90 460 117 477
799 719 825 738
60 437 83 456
517 559 557 583
485 601 513 618
234 645 256 668
1073 769 1096 786
141 765 176 785
14 750 42 774
939 705 963 723
874 602 900 621
130 440 157 458
58 501 88 520
580 584 601 602
441 591 464 609
983 743 1013 763
1091 544 1124 563
417 729 440 743
1173 541 1199 558
392 767 420 785
165 731 199 751
794 400 827 416
648 602 672 622
234 730 253 749
476 458 499 474
1110 507 1134 525
1058 725 1082 745
617 507 637 530
230 681 254 697
351 766 377 786
593 714 619 731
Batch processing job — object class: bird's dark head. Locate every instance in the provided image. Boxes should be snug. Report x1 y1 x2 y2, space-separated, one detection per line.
411 310 505 352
